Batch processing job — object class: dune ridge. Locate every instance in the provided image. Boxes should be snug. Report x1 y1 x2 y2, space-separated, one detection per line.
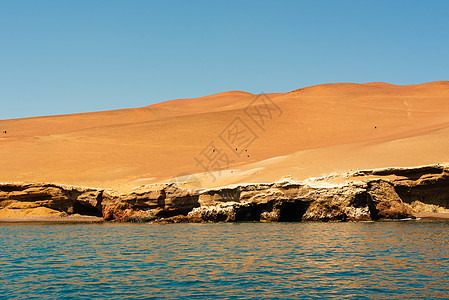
1 81 449 194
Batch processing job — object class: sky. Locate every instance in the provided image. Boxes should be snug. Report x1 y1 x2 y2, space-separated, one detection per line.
1 0 448 119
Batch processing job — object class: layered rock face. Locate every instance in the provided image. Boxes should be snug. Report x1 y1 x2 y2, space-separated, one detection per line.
185 180 412 223
1 165 449 222
102 185 200 221
0 184 103 217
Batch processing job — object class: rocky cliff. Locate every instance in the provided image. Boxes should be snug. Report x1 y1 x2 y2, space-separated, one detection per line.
1 165 449 222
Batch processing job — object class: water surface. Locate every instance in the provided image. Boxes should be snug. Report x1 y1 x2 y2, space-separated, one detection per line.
0 221 448 299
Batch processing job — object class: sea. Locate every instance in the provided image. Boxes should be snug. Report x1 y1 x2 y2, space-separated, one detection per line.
0 221 448 299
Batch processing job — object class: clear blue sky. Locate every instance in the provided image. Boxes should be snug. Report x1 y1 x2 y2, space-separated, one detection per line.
1 0 448 119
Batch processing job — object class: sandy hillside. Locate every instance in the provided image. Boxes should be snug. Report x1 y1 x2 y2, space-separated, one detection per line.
1 81 449 191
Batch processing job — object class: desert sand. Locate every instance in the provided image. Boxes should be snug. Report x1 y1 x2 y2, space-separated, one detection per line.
1 81 449 195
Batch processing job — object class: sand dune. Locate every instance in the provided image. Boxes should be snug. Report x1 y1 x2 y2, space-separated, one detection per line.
1 81 449 192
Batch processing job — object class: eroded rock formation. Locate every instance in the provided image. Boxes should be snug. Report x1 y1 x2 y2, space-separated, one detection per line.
1 165 449 222
0 183 103 217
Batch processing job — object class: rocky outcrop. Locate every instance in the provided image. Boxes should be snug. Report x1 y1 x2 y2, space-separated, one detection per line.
1 164 449 222
184 180 411 222
0 183 103 217
367 180 413 220
101 184 199 221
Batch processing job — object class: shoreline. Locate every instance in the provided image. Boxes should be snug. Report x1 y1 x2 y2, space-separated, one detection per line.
415 212 449 220
1 214 449 224
0 215 104 223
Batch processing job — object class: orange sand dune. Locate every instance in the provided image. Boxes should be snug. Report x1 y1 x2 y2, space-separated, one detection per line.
1 81 449 191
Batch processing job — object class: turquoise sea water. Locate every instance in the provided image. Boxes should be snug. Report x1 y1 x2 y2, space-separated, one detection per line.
0 221 448 299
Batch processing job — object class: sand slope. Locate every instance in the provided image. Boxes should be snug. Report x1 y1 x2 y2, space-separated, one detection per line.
1 81 449 191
